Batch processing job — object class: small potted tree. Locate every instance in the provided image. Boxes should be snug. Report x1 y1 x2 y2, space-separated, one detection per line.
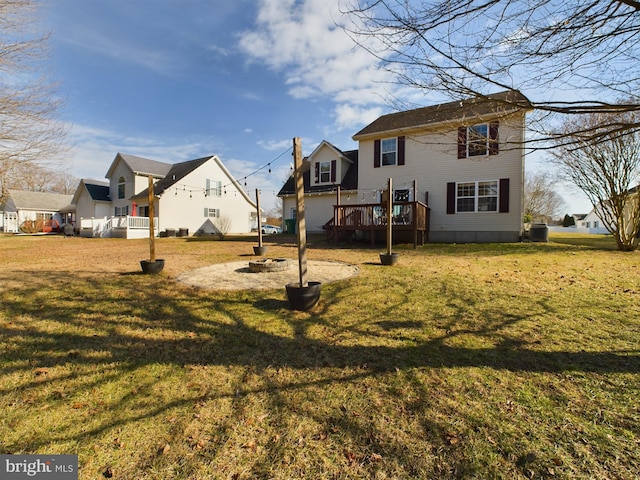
285 137 321 310
379 178 399 266
140 175 164 274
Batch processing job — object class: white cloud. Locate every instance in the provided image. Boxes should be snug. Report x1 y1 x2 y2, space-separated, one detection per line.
333 104 383 132
66 123 209 180
257 138 294 152
238 0 395 133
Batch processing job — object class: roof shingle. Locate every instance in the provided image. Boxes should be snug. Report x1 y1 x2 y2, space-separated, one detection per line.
352 90 531 140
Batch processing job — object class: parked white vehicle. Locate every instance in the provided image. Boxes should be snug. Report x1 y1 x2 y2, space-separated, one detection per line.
262 224 282 234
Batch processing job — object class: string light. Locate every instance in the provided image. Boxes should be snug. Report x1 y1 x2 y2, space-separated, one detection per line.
220 145 291 192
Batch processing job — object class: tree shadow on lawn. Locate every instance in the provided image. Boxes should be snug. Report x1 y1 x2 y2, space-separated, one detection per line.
1 269 638 477
1 270 638 376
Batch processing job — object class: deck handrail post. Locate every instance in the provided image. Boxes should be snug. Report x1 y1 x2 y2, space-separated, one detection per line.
386 177 393 255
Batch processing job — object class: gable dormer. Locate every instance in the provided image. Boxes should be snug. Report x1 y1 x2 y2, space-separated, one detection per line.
308 141 353 187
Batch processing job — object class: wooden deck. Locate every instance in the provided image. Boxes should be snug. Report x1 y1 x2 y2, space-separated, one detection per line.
325 201 430 247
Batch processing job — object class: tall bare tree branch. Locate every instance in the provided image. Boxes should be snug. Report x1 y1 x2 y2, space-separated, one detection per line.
550 110 640 251
0 0 67 199
340 0 640 148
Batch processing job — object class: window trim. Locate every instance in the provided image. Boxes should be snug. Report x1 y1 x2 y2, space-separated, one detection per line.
117 176 126 199
314 160 337 184
381 138 397 166
206 179 222 197
319 161 331 183
468 124 489 157
374 136 405 168
457 122 499 159
204 207 220 218
447 179 507 214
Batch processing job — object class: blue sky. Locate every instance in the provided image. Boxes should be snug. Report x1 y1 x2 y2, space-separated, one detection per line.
42 0 590 213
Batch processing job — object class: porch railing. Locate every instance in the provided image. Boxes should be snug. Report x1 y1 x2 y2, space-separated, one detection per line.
329 201 430 247
80 216 159 237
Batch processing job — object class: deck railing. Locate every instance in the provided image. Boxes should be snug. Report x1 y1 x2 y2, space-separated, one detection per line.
329 201 430 246
80 216 159 238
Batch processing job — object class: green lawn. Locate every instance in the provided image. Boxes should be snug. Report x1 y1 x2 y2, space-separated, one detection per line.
0 233 638 479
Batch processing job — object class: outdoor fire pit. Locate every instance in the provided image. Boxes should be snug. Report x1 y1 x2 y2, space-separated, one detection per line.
248 258 292 273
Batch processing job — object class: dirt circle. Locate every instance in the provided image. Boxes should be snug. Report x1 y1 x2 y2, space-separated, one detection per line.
177 259 360 290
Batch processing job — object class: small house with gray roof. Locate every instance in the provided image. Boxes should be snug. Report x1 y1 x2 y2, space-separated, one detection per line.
1 190 74 233
76 152 258 238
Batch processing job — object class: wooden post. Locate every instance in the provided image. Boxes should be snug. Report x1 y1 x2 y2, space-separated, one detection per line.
256 188 263 248
413 179 418 249
148 175 156 262
293 137 308 287
335 185 341 244
386 177 393 255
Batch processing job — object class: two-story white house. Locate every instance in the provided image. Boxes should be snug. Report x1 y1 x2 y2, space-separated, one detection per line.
75 152 258 238
278 91 531 243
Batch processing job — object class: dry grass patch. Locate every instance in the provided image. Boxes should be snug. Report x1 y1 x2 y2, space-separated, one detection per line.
0 233 639 479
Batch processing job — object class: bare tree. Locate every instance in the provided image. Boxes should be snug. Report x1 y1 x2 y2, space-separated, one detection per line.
0 0 67 199
340 1 640 148
49 171 79 195
550 110 640 251
214 215 233 240
524 171 565 223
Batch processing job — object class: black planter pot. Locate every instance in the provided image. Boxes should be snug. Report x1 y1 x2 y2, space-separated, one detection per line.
379 252 399 266
253 246 269 256
140 259 165 274
285 281 322 311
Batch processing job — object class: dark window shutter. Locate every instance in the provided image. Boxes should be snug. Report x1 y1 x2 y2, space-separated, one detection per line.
489 122 499 155
458 127 467 159
204 207 208 217
499 178 509 213
398 136 405 165
330 160 336 183
374 139 381 168
447 182 456 214
314 162 319 182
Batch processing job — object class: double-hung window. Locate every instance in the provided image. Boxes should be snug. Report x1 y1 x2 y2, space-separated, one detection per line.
468 124 489 157
456 180 498 213
320 161 331 183
314 160 336 184
374 136 405 168
458 122 499 158
477 181 498 211
206 179 222 197
204 208 220 218
381 138 397 166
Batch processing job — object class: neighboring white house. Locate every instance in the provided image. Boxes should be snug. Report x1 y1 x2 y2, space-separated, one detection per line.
76 152 258 238
576 209 609 234
0 190 74 233
278 90 531 243
71 179 112 237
